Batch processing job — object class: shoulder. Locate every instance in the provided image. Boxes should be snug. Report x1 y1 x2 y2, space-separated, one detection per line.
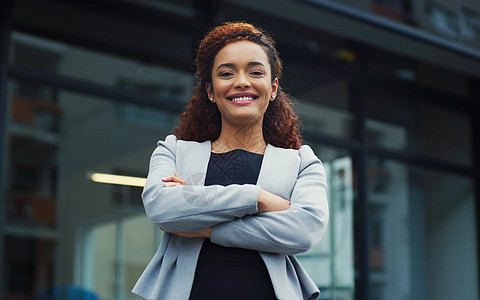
298 144 322 171
157 134 178 147
267 143 321 172
267 143 298 156
298 144 317 160
155 134 210 155
155 134 178 155
268 143 319 161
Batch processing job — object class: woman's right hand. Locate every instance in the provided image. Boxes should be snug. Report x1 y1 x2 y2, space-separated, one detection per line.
257 189 290 213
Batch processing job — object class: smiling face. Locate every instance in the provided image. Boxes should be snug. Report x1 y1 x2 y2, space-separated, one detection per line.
206 40 279 128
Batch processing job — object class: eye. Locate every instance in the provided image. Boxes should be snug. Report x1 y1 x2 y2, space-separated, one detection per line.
250 71 265 77
219 72 234 78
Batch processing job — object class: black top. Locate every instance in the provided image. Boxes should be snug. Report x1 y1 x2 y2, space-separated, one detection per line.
189 149 277 300
205 149 263 186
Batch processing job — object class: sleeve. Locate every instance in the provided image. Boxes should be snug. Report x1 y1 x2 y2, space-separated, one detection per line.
142 135 261 232
210 145 329 255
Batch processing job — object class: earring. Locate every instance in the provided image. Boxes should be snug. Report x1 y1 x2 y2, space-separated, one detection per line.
271 94 275 100
210 97 215 103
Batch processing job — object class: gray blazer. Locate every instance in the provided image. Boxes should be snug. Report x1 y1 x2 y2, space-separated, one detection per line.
132 135 329 300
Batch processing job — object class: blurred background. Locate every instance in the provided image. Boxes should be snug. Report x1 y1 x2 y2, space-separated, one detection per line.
0 0 479 299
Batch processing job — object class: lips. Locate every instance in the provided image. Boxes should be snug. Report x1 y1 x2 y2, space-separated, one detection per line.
230 96 255 102
227 92 258 102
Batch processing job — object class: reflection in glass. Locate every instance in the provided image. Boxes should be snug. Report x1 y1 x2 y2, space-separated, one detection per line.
295 79 354 140
10 32 194 105
3 78 179 298
3 80 61 299
426 1 459 39
121 215 159 299
132 0 195 16
367 157 478 299
366 119 407 151
5 236 56 297
298 144 355 299
87 222 116 299
80 214 159 300
366 86 472 166
59 90 175 298
421 167 478 299
367 158 410 299
372 0 414 24
461 8 480 45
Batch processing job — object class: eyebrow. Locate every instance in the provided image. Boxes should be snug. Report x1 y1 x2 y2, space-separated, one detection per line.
216 61 266 71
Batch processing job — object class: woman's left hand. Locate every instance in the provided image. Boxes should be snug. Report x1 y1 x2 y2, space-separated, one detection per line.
162 171 186 187
168 227 213 239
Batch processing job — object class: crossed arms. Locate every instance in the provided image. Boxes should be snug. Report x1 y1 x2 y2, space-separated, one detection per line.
142 136 329 255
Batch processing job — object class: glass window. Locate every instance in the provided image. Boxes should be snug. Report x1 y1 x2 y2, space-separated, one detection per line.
367 158 411 299
9 32 194 106
460 7 480 46
3 79 178 299
121 215 160 298
298 143 355 299
426 1 459 39
372 0 414 24
80 214 160 300
420 168 478 300
4 79 60 229
86 222 116 299
365 85 473 166
367 157 478 299
294 78 354 140
4 236 56 297
132 0 195 16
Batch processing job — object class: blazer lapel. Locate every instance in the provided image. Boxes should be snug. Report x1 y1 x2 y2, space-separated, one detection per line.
257 144 273 189
176 140 212 186
257 144 299 200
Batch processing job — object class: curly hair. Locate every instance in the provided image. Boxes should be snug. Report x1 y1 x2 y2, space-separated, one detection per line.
173 22 303 149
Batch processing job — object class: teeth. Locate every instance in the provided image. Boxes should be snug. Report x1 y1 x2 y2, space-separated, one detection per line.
230 96 254 101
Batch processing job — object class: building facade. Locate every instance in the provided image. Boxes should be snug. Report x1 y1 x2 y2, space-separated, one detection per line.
1 0 479 299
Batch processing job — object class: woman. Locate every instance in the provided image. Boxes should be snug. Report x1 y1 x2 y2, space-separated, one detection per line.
133 22 329 300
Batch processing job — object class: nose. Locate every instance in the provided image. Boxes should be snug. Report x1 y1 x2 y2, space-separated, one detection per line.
234 72 251 88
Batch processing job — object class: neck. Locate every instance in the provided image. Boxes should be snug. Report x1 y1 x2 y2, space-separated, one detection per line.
214 120 266 152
